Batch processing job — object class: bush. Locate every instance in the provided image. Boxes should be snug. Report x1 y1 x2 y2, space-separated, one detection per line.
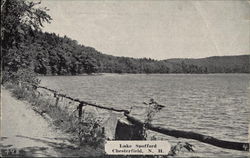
142 99 165 139
77 112 105 147
12 86 30 99
2 68 40 86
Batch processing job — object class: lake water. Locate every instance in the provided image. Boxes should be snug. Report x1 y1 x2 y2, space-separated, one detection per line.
39 74 250 157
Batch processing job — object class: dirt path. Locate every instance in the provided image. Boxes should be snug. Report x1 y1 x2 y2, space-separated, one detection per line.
0 87 77 157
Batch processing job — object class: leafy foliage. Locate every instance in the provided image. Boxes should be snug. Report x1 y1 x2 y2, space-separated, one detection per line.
77 112 105 147
143 99 165 126
2 68 40 85
142 99 165 139
1 0 52 72
168 142 195 156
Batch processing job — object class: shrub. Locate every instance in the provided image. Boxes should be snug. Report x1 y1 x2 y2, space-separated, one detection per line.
77 112 105 148
142 99 165 139
168 142 195 156
12 86 30 99
2 68 40 86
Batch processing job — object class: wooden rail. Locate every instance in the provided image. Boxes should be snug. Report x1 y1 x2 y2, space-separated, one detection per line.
33 84 129 114
22 82 249 152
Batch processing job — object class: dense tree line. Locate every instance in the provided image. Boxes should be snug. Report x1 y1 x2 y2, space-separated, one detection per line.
3 28 249 75
166 56 250 74
170 61 208 73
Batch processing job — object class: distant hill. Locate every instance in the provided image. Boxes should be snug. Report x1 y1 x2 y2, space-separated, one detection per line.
164 55 250 73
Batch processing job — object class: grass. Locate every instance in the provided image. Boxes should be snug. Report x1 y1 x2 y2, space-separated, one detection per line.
3 81 106 155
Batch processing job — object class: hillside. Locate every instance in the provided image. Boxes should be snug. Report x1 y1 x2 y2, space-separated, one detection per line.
165 55 250 73
3 30 171 75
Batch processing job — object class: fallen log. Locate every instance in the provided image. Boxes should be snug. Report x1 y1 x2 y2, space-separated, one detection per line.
125 114 249 152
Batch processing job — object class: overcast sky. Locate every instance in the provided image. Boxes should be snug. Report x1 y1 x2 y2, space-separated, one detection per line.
39 0 250 60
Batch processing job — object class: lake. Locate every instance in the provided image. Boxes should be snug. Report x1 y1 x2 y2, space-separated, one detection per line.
39 74 250 157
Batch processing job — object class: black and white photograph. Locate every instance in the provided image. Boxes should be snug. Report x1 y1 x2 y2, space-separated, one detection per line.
1 0 250 157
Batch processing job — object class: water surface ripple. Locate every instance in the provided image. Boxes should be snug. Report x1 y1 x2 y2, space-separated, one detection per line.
40 74 250 157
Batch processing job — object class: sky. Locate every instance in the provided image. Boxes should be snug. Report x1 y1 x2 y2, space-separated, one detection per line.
39 0 250 60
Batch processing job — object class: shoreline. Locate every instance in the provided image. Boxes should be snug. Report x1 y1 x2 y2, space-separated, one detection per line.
37 72 250 77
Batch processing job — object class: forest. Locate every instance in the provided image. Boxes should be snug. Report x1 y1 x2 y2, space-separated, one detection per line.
4 30 172 75
1 0 249 76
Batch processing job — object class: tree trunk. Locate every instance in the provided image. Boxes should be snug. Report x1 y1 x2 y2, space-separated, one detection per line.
115 118 144 140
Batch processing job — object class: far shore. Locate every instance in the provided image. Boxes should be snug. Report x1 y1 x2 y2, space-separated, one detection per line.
37 72 250 77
